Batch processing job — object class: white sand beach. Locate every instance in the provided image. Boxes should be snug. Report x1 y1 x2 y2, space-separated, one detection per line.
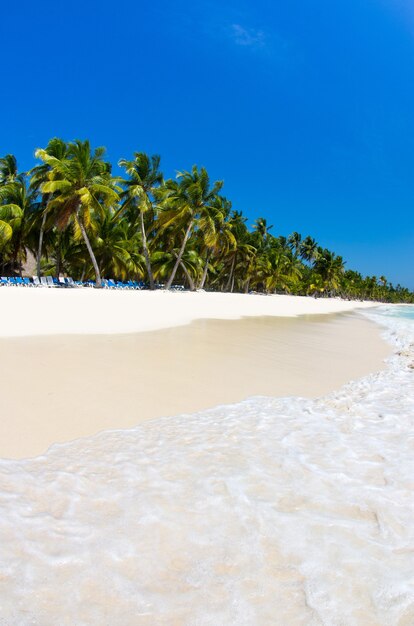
0 290 389 458
2 290 411 625
0 288 379 337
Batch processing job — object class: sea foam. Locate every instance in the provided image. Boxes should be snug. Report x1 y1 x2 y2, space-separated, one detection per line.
0 306 413 625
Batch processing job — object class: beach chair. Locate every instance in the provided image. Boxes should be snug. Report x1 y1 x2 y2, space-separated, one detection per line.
40 277 49 287
52 277 60 287
107 279 116 289
7 277 17 286
46 276 55 287
32 276 41 287
1 277 9 286
65 277 75 287
59 276 66 286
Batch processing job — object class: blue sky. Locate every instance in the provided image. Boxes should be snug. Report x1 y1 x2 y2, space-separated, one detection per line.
1 0 413 287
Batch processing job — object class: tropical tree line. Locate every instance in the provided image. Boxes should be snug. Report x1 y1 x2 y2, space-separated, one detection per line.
0 138 412 303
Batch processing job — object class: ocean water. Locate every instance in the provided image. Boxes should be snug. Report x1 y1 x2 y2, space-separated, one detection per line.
0 306 413 625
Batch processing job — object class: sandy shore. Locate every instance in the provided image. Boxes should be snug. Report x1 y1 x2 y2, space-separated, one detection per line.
0 310 389 459
0 288 379 337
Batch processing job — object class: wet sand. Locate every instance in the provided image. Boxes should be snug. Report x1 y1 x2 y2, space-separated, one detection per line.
0 312 389 459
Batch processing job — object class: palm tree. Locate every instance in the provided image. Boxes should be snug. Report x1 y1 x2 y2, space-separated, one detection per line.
37 227 85 278
300 235 318 263
152 247 202 291
118 152 163 289
261 249 302 293
313 248 345 294
157 166 223 290
30 138 69 279
93 205 146 281
35 140 119 287
220 210 253 292
0 179 38 275
288 231 302 258
197 195 235 289
0 154 21 184
0 219 13 253
252 217 273 250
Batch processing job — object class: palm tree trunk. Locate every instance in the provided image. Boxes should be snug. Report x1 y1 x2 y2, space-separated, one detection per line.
37 212 47 279
75 213 102 288
199 250 211 289
140 211 155 290
37 197 49 279
225 255 236 292
165 218 194 290
13 241 21 277
56 234 62 277
179 261 195 291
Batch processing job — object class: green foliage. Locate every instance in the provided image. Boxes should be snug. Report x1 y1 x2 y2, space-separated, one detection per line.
0 140 412 303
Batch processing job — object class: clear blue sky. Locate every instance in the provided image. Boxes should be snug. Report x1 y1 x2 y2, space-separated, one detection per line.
1 0 413 287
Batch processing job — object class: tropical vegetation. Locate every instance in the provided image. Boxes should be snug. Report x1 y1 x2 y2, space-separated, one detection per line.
0 139 412 303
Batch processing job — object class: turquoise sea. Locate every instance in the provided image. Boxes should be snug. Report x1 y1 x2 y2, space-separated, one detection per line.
0 305 413 625
374 303 414 320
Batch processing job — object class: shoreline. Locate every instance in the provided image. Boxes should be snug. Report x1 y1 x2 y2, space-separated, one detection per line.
0 289 381 337
0 312 390 459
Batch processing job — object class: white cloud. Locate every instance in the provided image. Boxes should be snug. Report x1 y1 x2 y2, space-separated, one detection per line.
230 24 266 48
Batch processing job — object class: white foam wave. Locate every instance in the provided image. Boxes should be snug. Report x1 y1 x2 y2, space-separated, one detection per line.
0 307 414 625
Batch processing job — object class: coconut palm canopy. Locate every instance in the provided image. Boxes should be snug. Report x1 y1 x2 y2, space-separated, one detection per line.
0 139 412 303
